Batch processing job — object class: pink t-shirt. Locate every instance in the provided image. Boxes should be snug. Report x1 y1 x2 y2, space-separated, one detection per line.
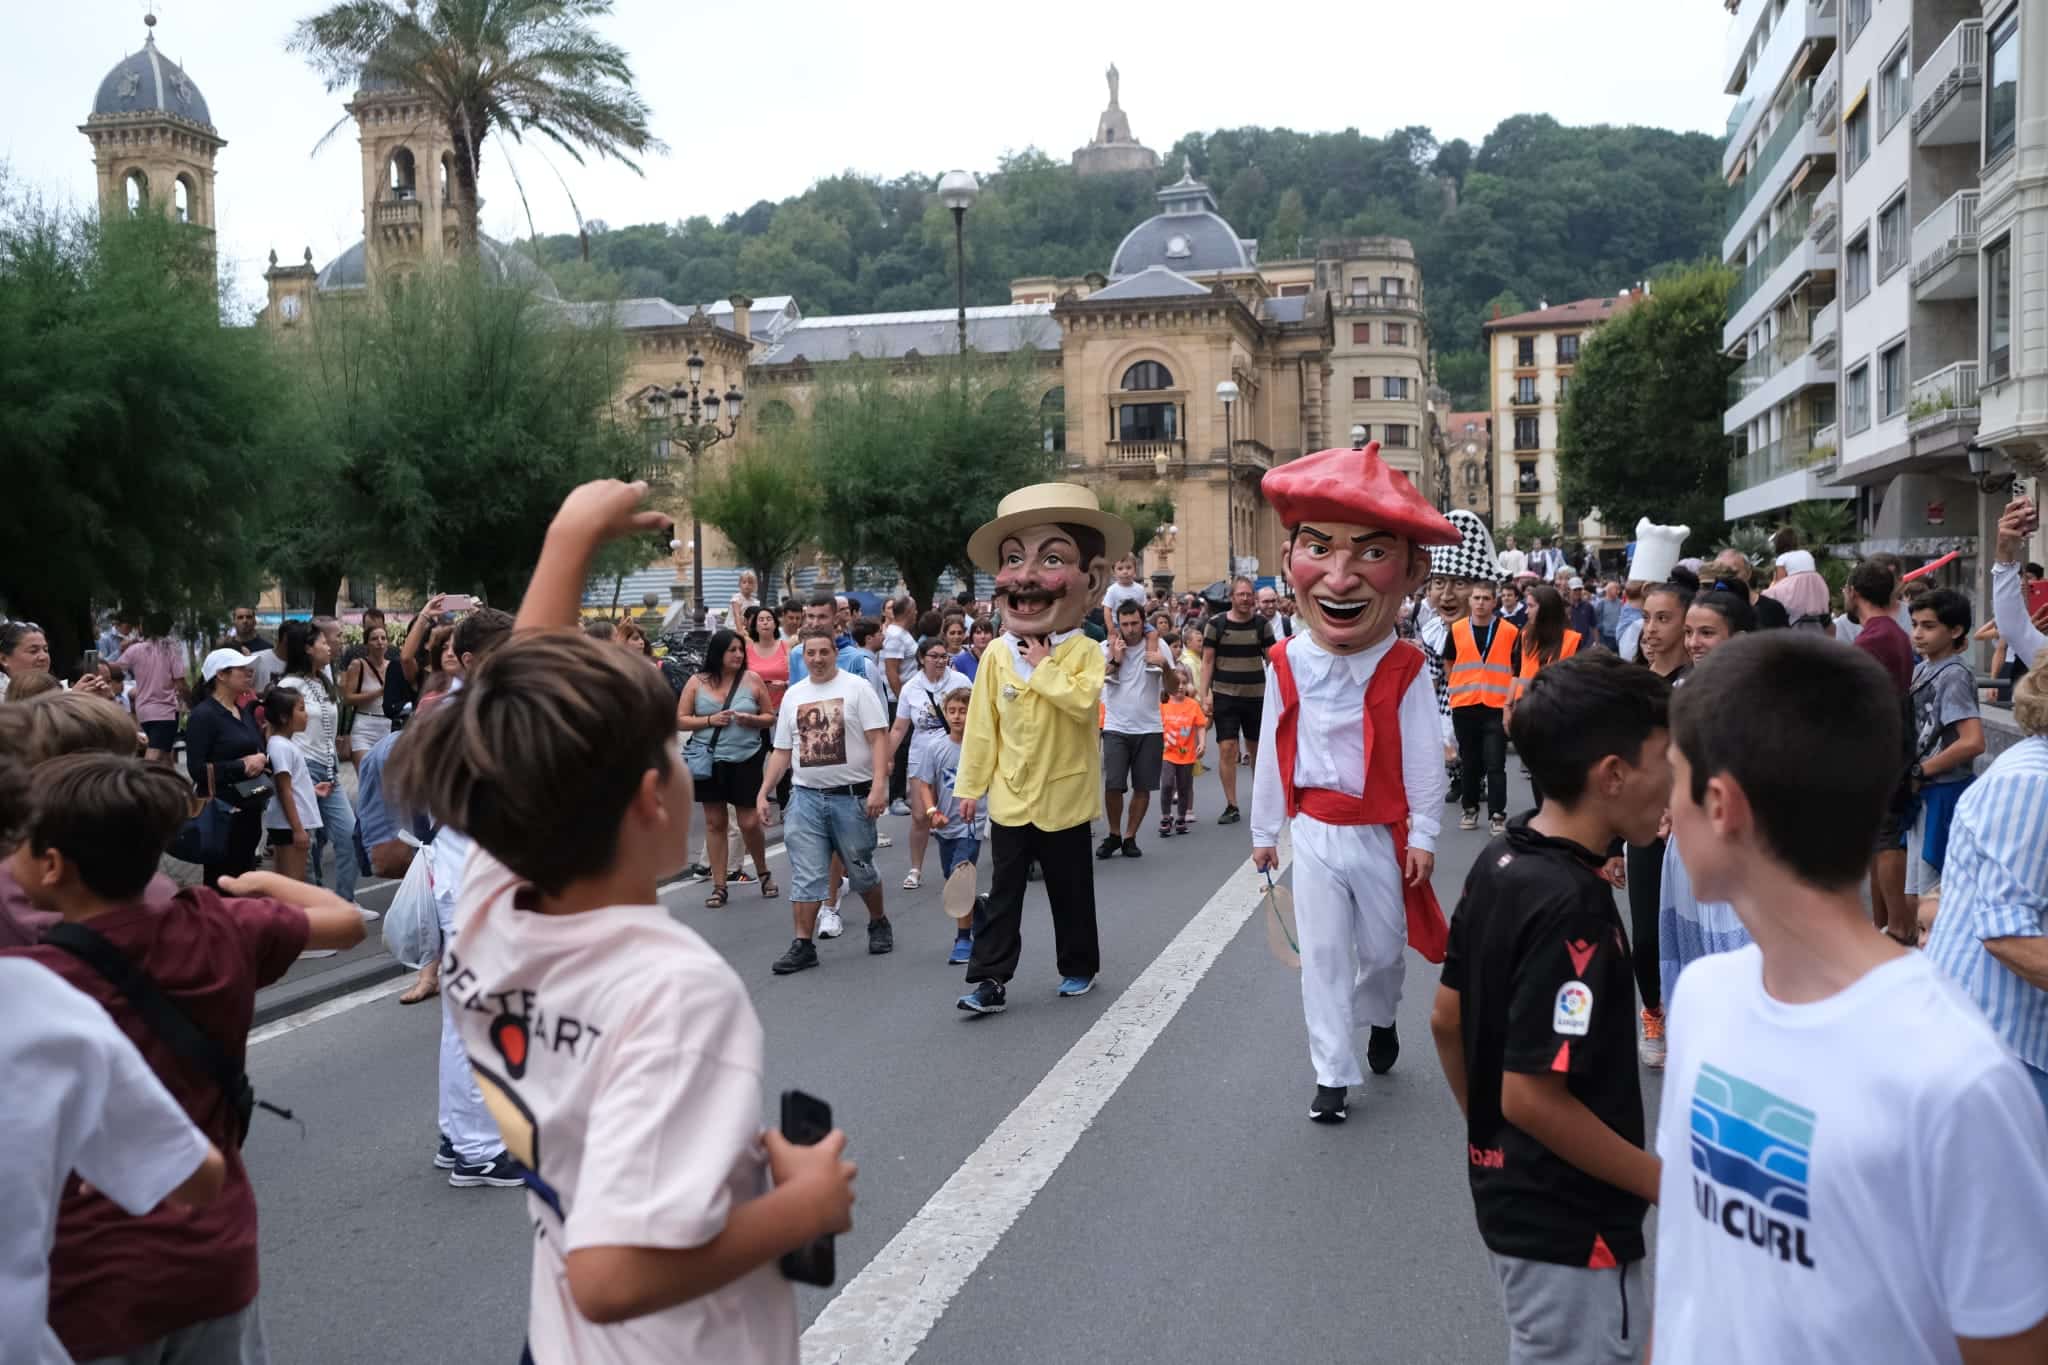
115 638 185 724
748 640 791 708
446 847 798 1365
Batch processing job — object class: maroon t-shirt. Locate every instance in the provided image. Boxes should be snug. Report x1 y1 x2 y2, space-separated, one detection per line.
3 888 308 1356
1854 612 1915 694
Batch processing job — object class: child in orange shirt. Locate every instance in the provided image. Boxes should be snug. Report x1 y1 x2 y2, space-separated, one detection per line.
1159 666 1206 836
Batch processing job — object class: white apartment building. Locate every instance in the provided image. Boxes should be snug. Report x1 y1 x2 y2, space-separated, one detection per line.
1723 0 2047 575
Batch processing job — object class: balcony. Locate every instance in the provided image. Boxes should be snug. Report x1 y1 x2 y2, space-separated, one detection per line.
1229 438 1274 471
1810 299 1839 362
1912 20 1984 147
1911 190 1980 301
372 197 423 233
1725 81 1815 234
1729 195 1818 315
1510 389 1539 408
1726 424 1852 518
1339 290 1423 317
1908 362 1980 434
1106 439 1185 467
1812 53 1840 132
1724 324 1838 432
1808 194 1839 250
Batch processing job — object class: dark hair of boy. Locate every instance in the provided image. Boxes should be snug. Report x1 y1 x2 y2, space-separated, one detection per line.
583 618 618 642
24 753 191 900
850 617 881 648
454 606 516 661
1508 653 1671 805
0 693 139 766
1672 633 1899 888
1913 587 1972 648
808 592 836 611
387 632 677 895
259 687 300 731
941 687 974 710
797 626 836 646
1691 589 1757 635
1850 560 1897 608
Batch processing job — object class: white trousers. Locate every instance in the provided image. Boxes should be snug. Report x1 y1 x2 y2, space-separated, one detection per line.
1294 814 1406 1087
435 884 500 1165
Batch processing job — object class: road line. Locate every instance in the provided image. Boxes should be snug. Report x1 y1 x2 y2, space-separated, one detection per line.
249 977 412 1046
799 843 1291 1365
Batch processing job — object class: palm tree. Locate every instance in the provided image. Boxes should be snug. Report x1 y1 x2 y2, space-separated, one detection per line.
290 0 662 249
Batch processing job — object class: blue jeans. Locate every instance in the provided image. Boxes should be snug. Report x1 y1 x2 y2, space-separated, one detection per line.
937 834 980 878
304 757 358 904
785 786 880 903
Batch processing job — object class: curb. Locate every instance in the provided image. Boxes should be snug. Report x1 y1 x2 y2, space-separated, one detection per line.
253 953 411 1028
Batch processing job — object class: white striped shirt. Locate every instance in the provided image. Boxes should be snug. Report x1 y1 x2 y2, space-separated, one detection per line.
1926 734 2048 1074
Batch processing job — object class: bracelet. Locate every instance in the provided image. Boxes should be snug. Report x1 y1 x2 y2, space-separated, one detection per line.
926 806 940 818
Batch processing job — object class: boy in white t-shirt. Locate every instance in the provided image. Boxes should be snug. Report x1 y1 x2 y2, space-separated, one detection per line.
388 481 857 1365
1101 554 1148 622
1651 633 2048 1364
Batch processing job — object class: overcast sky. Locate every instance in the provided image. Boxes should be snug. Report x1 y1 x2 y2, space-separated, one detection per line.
6 0 1739 310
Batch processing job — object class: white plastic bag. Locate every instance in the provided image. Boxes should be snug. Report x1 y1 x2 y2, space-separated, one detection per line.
381 833 441 969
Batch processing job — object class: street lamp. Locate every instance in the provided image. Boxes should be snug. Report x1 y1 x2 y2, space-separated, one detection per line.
1217 378 1240 580
938 170 979 358
660 345 744 622
1350 422 1368 450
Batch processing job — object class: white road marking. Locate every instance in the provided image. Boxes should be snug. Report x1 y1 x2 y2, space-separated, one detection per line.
800 843 1292 1365
249 977 412 1046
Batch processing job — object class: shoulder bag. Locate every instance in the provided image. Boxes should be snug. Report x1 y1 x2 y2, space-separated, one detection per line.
685 672 748 780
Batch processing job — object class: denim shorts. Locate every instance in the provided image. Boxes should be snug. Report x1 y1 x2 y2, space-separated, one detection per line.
937 834 981 878
785 786 880 903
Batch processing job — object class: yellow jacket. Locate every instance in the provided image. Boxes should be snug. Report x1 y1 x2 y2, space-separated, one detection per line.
956 633 1105 831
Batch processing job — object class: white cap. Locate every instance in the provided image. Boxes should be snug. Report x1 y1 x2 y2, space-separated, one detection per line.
1628 518 1691 586
1568 576 1585 590
200 648 257 682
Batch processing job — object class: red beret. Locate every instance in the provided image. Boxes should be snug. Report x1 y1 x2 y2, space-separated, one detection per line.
1261 441 1461 547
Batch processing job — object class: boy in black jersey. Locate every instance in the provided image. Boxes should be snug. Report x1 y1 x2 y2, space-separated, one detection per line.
1430 652 1671 1364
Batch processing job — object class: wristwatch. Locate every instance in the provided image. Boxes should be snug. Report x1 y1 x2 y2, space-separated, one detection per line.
1909 762 1926 783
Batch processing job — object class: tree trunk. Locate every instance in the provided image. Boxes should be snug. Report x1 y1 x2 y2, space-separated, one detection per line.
447 113 485 248
311 568 343 621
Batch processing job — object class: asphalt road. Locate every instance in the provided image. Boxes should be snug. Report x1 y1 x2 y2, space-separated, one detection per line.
243 767 1666 1364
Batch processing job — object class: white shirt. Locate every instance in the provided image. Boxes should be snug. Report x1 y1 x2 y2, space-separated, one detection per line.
448 850 798 1365
278 675 340 769
249 649 286 694
1496 548 1528 577
1102 580 1148 620
997 627 1082 682
1992 561 2048 669
261 734 322 832
879 624 917 702
1654 946 2048 1364
896 666 972 756
1250 633 1445 851
1101 632 1167 734
0 959 211 1365
773 667 889 788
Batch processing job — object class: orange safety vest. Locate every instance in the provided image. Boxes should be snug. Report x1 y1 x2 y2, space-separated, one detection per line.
1511 629 1582 702
1448 617 1519 710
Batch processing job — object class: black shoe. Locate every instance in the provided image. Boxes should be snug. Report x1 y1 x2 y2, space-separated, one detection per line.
449 1150 527 1188
687 862 712 880
1217 806 1240 825
867 915 894 955
957 979 1007 1015
434 1134 457 1170
1096 834 1123 859
1310 1085 1349 1123
1121 837 1142 858
1367 1024 1400 1075
771 938 819 975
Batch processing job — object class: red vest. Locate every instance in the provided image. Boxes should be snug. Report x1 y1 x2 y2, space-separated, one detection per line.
1268 637 1449 964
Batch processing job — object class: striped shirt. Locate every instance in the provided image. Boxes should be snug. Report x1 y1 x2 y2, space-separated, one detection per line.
1202 612 1274 698
1926 735 2048 1073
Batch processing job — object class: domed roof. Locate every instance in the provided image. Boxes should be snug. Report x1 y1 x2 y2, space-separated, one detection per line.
1108 172 1253 278
90 20 213 129
316 235 562 298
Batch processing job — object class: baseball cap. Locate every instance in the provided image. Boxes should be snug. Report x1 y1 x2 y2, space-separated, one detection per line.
201 647 258 682
1568 576 1585 590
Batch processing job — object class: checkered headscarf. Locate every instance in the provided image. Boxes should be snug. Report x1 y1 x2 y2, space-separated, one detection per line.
1427 509 1501 583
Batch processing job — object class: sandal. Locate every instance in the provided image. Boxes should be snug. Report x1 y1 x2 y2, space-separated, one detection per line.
902 870 922 891
759 874 779 899
705 886 729 908
398 963 440 1006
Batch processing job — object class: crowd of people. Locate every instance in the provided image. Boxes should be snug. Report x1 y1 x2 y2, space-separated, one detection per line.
6 448 2048 1364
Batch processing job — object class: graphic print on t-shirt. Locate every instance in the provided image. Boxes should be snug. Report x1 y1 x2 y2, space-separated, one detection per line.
796 697 847 767
1688 1062 1817 1267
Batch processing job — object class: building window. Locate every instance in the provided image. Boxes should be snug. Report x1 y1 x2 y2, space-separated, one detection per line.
1382 424 1412 448
1277 283 1311 297
1381 276 1405 297
1516 336 1536 367
1876 195 1907 279
1878 341 1905 418
1351 322 1371 345
1384 322 1408 346
1556 333 1580 365
1845 229 1871 306
1846 0 1871 47
1986 8 2018 162
1118 402 1177 443
1844 100 1870 176
1039 386 1065 453
1846 362 1871 434
1517 461 1540 494
1556 375 1571 401
1513 415 1539 450
283 583 316 612
1514 376 1538 405
1518 499 1539 522
1352 376 1372 400
1878 43 1911 136
346 577 377 610
1986 236 2013 382
1383 376 1411 400
1120 360 1174 391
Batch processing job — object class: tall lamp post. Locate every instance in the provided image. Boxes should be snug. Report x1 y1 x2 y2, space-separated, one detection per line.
650 345 743 622
1217 378 1240 581
938 170 979 358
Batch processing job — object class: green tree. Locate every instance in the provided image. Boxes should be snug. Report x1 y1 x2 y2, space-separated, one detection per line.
690 438 822 599
1557 265 1737 554
290 0 661 248
1505 514 1560 546
0 196 292 667
1099 492 1175 557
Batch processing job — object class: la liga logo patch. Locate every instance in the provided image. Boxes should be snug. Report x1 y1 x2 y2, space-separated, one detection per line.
1553 982 1593 1037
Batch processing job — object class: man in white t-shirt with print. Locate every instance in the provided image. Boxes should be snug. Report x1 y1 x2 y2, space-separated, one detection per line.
1098 599 1168 859
759 630 894 976
1651 632 2048 1365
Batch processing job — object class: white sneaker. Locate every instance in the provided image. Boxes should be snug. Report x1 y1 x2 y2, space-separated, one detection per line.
876 832 894 848
816 906 845 939
888 798 912 817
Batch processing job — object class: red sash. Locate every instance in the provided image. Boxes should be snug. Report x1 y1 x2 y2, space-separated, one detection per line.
1269 637 1448 964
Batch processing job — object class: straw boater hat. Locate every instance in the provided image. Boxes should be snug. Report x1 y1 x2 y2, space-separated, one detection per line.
1627 517 1690 585
967 482 1133 574
1428 508 1502 583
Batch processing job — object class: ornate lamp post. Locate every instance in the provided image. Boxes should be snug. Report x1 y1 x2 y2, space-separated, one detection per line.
938 170 979 358
651 345 743 621
1350 422 1368 450
1217 378 1240 580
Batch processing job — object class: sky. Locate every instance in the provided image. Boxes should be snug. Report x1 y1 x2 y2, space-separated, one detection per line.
5 0 1741 311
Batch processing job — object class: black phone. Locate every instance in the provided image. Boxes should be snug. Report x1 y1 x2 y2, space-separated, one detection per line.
778 1089 836 1287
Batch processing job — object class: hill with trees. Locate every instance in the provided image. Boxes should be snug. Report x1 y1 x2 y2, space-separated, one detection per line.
524 114 1724 409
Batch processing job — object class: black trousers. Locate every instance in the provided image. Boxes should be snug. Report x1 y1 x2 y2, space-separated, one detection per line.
966 820 1100 984
887 700 910 802
1452 706 1508 818
202 805 265 890
1625 836 1665 1011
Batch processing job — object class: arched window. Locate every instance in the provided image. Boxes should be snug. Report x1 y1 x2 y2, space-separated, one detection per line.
440 153 454 203
1039 386 1066 453
755 399 795 431
173 175 193 223
388 147 417 200
122 169 147 214
1120 360 1173 391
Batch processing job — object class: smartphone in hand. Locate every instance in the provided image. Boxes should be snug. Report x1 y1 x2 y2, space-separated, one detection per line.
2026 578 2048 620
778 1090 836 1287
441 594 476 613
